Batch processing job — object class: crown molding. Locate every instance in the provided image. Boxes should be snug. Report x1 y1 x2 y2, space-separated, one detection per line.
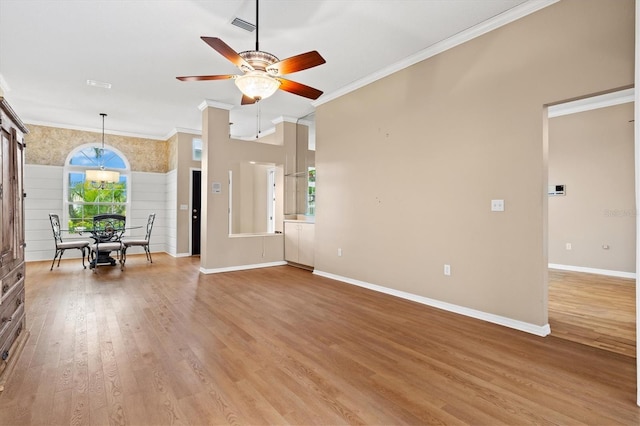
313 0 559 107
165 127 202 139
24 119 167 141
297 118 313 127
547 88 635 118
198 99 234 111
272 116 298 125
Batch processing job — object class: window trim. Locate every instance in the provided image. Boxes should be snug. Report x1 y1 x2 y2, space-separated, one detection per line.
63 143 131 230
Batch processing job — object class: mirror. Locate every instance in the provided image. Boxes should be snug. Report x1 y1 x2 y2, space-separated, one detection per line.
229 161 282 235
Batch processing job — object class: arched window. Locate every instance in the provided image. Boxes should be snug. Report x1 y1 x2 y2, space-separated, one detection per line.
64 144 130 231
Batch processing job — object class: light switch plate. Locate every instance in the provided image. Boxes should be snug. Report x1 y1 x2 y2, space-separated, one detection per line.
491 199 505 212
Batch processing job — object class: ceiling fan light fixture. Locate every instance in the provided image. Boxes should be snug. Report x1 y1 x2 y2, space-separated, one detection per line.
235 71 280 101
176 0 325 104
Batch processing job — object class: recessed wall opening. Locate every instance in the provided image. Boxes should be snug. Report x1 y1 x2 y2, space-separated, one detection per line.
545 88 636 358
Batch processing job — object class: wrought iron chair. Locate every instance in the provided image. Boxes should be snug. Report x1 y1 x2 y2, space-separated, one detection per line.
88 214 126 273
121 213 155 269
48 213 90 270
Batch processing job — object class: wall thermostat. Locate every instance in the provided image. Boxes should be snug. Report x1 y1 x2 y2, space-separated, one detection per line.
548 184 565 196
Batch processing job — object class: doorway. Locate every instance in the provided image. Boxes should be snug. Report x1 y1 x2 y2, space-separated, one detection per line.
191 169 201 256
546 90 636 357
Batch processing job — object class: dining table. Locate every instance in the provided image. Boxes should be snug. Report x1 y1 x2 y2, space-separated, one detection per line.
71 221 142 269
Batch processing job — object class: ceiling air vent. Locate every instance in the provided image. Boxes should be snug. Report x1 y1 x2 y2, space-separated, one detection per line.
87 79 112 89
231 17 256 32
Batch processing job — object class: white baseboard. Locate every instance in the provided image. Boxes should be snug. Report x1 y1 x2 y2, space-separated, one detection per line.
313 270 551 337
548 263 636 279
200 261 287 274
172 252 192 258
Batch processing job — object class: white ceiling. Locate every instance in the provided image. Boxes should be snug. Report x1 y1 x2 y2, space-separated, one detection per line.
0 0 544 140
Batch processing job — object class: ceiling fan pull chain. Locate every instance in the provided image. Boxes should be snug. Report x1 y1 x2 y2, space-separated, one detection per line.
256 102 261 139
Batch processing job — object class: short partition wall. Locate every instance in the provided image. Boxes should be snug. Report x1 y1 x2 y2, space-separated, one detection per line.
24 164 170 262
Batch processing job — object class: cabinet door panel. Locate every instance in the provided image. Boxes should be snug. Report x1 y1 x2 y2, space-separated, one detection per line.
284 222 298 262
14 135 24 261
0 129 15 267
298 223 315 267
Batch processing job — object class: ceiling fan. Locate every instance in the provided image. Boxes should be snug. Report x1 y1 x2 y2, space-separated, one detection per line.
176 0 326 105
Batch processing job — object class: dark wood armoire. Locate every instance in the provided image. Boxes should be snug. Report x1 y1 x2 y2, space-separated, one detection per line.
0 97 28 389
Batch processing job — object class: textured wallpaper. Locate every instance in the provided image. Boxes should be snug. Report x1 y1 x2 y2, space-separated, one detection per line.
26 124 170 173
167 132 178 171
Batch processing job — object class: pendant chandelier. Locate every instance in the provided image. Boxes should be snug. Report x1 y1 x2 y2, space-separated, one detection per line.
85 113 120 186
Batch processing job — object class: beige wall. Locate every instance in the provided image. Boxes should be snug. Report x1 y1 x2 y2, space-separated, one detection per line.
549 103 635 273
26 124 168 172
200 107 298 271
314 0 634 326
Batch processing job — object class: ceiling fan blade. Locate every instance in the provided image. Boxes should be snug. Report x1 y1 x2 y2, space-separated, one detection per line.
176 74 236 82
241 94 257 105
201 37 253 71
267 51 326 75
276 78 323 100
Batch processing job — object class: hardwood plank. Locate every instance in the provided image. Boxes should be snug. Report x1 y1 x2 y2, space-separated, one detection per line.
86 311 107 413
69 389 90 426
0 255 638 425
29 365 57 425
55 358 75 392
178 391 232 426
549 269 636 357
132 365 189 425
121 392 151 426
51 388 73 425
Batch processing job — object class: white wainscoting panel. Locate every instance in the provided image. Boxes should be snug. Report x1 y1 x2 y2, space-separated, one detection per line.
125 171 168 257
25 165 64 262
165 170 178 256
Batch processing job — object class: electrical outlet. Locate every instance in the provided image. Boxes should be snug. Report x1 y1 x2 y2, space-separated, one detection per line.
444 264 451 276
337 248 342 257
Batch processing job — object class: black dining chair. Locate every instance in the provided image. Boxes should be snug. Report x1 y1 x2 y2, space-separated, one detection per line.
121 213 155 269
48 213 91 270
88 214 126 273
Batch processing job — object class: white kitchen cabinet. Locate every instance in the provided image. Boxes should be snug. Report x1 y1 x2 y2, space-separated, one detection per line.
284 221 315 268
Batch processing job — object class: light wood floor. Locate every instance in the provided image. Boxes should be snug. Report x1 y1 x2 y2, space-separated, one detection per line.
549 269 636 358
0 254 639 425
